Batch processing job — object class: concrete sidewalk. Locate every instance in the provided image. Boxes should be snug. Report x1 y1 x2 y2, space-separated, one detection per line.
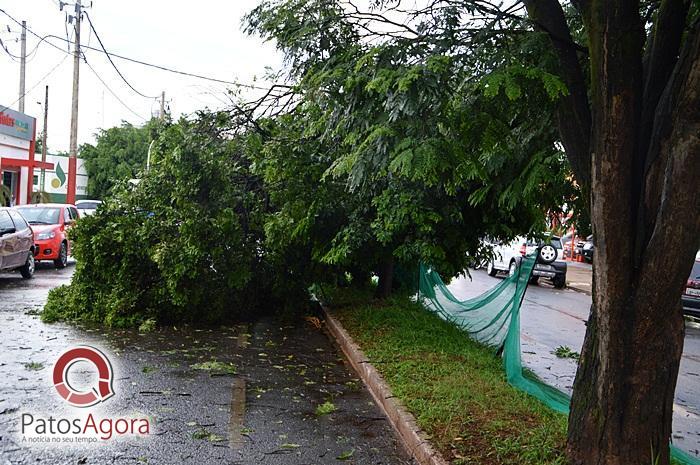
566 261 592 295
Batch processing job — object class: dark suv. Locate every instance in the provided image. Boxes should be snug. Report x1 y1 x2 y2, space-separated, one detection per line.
528 236 567 288
0 207 35 278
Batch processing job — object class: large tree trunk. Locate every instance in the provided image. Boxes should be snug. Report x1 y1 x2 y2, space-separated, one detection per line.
565 3 700 464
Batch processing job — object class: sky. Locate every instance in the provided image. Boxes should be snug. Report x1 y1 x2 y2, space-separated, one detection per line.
0 0 283 153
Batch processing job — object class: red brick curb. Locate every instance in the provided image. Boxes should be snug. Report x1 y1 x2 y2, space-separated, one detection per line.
322 306 450 465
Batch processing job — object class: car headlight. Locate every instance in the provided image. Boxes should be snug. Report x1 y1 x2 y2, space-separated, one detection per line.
36 231 56 240
583 243 593 250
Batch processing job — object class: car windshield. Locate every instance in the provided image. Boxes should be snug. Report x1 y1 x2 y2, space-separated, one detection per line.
527 237 562 249
691 261 700 280
77 202 100 210
17 207 61 225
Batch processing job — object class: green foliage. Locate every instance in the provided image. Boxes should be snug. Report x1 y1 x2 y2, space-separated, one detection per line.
315 401 337 416
190 361 237 376
553 346 580 361
43 111 312 328
24 362 44 371
244 0 581 281
45 0 586 327
80 120 160 199
138 318 156 333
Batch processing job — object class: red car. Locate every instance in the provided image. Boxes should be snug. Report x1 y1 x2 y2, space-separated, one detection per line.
16 204 79 268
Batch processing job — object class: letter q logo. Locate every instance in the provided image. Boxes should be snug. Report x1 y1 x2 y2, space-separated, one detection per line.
52 346 115 407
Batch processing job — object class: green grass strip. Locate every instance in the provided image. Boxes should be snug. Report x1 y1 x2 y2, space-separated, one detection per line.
331 290 567 465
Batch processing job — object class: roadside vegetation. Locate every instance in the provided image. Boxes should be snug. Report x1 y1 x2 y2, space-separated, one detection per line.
330 289 567 465
44 112 312 327
80 120 159 199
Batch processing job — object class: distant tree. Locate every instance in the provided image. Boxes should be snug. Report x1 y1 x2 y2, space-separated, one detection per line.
80 120 159 199
34 135 44 157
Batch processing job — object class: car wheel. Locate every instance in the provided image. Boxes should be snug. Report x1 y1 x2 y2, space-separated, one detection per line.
509 260 518 277
538 245 557 264
487 261 497 277
19 252 35 279
553 276 566 289
54 242 68 269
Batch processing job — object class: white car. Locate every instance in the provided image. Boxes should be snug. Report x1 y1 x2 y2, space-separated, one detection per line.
485 235 567 288
75 200 102 217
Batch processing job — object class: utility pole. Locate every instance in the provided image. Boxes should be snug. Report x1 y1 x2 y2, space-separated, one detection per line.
18 21 26 113
160 91 165 121
40 85 49 200
67 0 81 205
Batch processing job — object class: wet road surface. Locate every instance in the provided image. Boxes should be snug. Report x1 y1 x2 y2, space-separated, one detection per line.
449 269 700 458
0 263 414 465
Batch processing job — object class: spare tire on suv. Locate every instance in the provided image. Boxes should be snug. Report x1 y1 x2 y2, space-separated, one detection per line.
537 244 557 264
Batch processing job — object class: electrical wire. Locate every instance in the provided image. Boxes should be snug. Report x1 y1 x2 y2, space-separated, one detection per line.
83 11 158 99
83 56 148 122
0 36 20 61
0 8 289 92
0 53 69 113
0 8 71 56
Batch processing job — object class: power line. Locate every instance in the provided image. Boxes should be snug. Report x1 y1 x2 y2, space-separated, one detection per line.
0 8 72 55
83 11 158 99
0 7 290 92
1 53 69 113
2 30 59 64
0 36 20 61
83 56 148 122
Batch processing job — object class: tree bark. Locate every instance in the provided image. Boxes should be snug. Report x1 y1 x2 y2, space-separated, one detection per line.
566 3 700 465
524 0 592 193
375 254 394 299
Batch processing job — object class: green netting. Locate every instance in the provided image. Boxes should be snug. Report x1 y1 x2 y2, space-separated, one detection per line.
418 256 699 465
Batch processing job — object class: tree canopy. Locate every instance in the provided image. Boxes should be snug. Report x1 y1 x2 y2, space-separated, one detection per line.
243 0 581 294
80 120 159 199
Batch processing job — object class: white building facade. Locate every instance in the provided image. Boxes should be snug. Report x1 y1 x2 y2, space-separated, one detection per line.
1 105 88 205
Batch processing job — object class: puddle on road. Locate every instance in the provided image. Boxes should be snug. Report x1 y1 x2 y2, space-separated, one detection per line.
228 377 246 449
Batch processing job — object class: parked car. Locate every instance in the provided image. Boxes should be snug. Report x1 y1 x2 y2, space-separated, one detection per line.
561 232 574 258
581 237 594 263
683 254 700 318
486 235 567 288
0 207 35 278
16 204 79 269
76 199 102 217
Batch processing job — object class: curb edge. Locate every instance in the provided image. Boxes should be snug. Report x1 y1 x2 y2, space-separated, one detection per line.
322 306 450 465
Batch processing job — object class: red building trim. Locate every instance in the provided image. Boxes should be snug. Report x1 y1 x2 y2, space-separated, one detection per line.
0 157 54 170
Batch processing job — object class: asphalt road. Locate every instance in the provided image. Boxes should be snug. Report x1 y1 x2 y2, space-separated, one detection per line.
448 269 700 459
0 263 414 465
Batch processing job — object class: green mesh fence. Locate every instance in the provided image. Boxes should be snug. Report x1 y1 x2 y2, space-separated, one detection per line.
418 256 699 465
